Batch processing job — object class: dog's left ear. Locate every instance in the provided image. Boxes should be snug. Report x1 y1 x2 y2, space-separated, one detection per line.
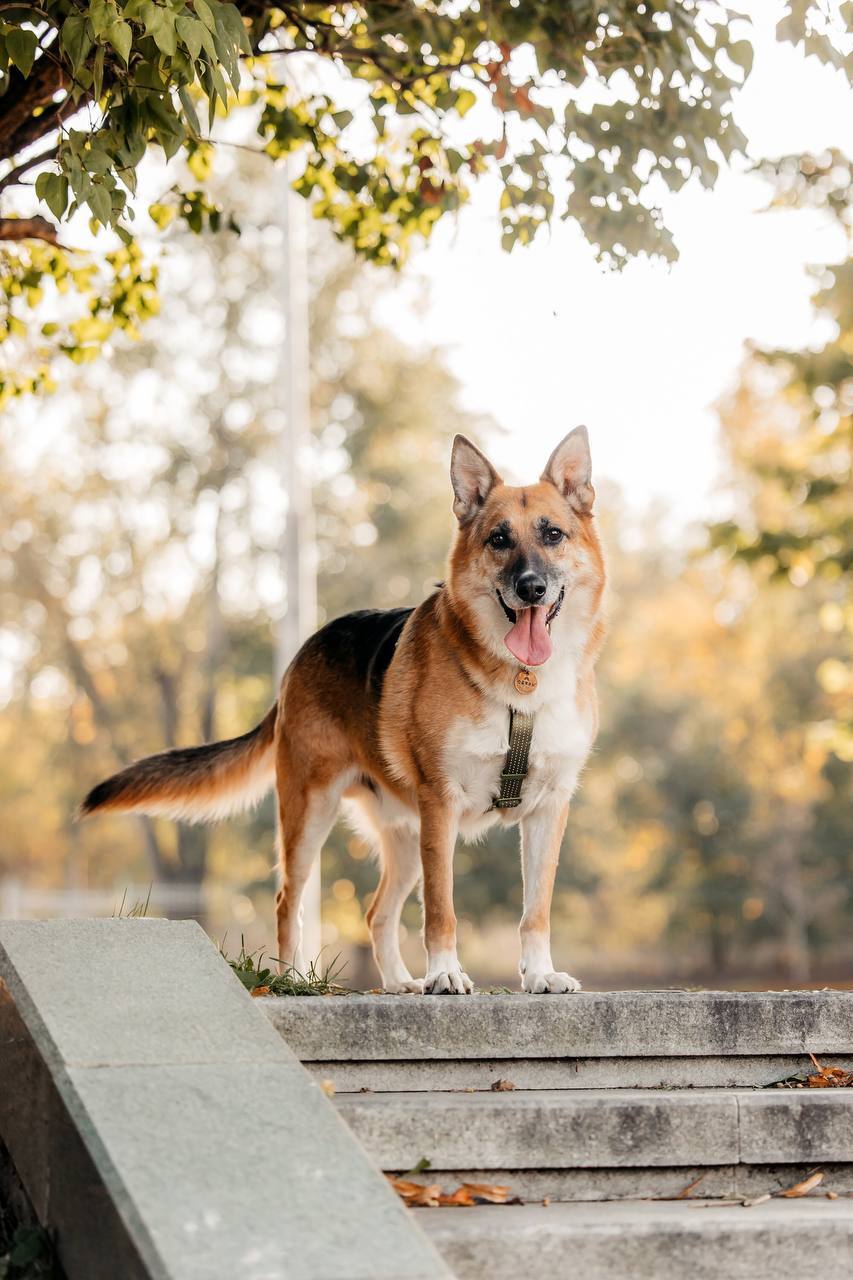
451 435 502 525
542 425 594 512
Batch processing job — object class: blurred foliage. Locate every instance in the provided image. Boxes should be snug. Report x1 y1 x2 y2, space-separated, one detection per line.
0 143 851 984
710 150 851 583
1 2 851 397
709 148 851 767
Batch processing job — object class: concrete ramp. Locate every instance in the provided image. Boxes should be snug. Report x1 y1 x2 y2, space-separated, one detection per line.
0 919 449 1280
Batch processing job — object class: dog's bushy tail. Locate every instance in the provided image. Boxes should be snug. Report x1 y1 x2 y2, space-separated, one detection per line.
77 705 278 824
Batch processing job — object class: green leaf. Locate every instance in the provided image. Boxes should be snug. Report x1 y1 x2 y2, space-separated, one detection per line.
176 15 203 61
88 0 112 38
192 0 217 33
60 15 93 74
107 19 132 66
455 88 477 117
45 173 69 219
93 44 105 100
145 7 177 56
727 39 754 77
84 147 111 175
6 27 37 77
178 85 201 136
41 178 68 222
87 185 112 226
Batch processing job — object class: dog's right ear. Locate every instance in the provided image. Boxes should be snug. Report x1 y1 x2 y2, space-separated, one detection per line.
450 435 502 525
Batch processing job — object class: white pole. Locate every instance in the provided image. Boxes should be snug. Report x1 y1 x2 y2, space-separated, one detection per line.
277 161 321 965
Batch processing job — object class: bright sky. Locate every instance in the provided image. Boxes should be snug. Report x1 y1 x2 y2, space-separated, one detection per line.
378 3 853 529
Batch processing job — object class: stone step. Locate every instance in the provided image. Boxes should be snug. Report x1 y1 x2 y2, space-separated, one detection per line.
420 1199 853 1280
305 1053 853 1093
335 1088 853 1171
262 991 853 1061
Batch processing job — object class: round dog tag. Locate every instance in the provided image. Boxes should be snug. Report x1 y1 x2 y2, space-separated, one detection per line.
514 668 538 694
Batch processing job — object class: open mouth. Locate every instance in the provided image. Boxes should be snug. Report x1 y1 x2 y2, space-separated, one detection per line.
497 587 565 668
496 586 564 628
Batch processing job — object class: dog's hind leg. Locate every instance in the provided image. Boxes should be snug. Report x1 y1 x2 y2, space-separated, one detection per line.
367 824 423 993
275 777 344 972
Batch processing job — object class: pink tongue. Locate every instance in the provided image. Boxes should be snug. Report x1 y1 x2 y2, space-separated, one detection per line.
504 606 552 667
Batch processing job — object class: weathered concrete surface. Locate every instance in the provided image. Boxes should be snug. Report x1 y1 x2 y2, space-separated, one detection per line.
305 1053 852 1094
336 1087 853 1172
422 1200 853 1280
0 920 450 1280
262 990 853 1061
740 1090 853 1162
336 1089 740 1169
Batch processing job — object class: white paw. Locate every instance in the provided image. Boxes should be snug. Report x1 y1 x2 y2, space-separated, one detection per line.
522 971 582 994
383 978 424 994
423 968 474 995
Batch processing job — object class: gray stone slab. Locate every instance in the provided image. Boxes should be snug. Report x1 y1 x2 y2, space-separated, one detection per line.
262 990 853 1061
421 1200 853 1280
0 920 450 1280
305 1053 851 1093
335 1088 739 1170
739 1090 853 1163
0 918 288 1068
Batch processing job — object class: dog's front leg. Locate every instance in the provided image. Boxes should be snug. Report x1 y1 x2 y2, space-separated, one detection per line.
418 794 472 995
519 798 582 994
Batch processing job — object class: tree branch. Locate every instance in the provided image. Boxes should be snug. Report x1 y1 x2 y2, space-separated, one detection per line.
0 215 60 244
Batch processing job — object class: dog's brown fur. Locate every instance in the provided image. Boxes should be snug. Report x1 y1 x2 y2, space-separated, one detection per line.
81 430 606 993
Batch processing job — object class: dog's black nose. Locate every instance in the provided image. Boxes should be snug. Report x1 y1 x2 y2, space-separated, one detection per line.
515 572 547 604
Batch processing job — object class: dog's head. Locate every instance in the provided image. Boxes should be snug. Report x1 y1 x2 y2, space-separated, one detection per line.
447 429 605 668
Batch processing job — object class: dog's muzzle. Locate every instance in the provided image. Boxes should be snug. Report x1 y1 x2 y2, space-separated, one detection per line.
496 586 565 627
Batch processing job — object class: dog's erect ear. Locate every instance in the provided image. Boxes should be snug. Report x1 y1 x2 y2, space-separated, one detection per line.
541 425 594 512
451 435 502 525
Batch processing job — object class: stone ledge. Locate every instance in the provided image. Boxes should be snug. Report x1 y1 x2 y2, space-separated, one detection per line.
421 1200 853 1280
335 1087 853 1170
303 1053 853 1093
0 920 450 1280
262 990 853 1061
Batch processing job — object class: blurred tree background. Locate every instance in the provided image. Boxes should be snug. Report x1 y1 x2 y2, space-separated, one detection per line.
0 141 850 987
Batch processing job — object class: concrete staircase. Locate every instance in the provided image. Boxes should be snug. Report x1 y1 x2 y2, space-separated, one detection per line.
262 991 853 1280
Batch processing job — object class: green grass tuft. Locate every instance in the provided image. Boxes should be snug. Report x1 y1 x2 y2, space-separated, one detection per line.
112 885 152 918
221 937 349 997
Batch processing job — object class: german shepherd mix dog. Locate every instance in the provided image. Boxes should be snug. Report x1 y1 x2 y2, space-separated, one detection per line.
80 429 606 995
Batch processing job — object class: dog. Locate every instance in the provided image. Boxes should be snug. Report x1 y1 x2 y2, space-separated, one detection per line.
80 428 606 994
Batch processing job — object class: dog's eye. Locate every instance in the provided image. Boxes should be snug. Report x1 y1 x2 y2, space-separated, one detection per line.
543 527 565 545
487 530 510 550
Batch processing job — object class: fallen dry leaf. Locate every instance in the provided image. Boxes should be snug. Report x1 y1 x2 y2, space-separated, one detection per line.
771 1055 853 1090
742 1193 772 1208
460 1182 512 1204
675 1173 706 1199
809 1066 853 1087
387 1175 514 1209
319 1079 336 1098
437 1187 477 1207
386 1176 442 1207
779 1170 824 1198
490 1078 517 1092
542 1197 551 1207
251 985 271 997
827 1191 839 1200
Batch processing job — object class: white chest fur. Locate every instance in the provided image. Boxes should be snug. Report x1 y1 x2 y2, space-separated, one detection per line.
443 652 595 839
